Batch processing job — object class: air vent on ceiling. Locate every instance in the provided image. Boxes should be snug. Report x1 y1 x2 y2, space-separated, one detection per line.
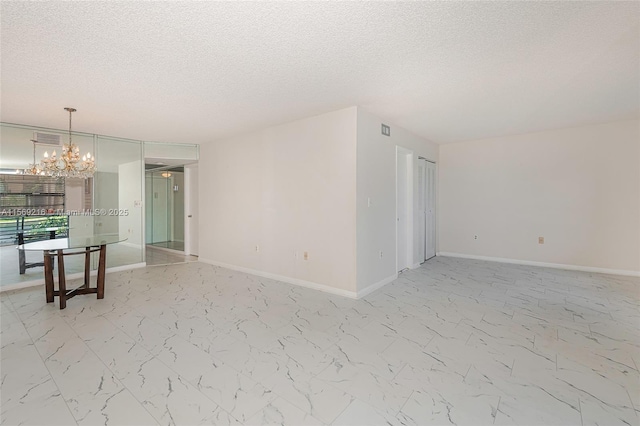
33 132 61 146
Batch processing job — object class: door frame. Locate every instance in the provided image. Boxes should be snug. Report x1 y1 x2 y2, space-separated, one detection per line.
424 159 436 261
142 162 197 256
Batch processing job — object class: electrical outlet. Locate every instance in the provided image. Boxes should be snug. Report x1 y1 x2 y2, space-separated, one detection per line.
474 235 478 240
303 251 308 260
379 250 383 259
367 197 372 207
538 237 544 244
255 245 260 252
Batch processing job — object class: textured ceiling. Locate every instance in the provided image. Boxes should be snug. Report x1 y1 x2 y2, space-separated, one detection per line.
1 1 638 145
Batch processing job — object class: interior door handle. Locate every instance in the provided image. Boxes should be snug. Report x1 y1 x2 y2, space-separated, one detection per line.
187 215 193 218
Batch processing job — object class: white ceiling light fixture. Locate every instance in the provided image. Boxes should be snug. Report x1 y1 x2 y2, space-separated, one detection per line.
22 107 96 179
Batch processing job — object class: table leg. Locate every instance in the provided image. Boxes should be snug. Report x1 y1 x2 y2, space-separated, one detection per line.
18 248 26 274
84 247 90 288
57 249 66 309
97 244 106 299
44 252 54 303
18 232 25 274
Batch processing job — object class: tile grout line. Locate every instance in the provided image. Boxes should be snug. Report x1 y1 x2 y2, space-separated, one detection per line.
492 395 502 424
396 389 415 419
578 396 584 426
16 308 79 426
58 311 162 425
98 302 246 424
625 389 639 420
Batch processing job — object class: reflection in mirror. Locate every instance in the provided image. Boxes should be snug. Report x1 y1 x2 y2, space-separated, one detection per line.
0 122 198 288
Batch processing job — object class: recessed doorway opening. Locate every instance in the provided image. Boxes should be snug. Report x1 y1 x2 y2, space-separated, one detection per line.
144 162 198 266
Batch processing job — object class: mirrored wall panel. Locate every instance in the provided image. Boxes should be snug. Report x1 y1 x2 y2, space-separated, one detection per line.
0 122 198 288
92 136 144 269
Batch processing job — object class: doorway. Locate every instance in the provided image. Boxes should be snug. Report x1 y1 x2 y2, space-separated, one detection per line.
145 166 184 251
144 163 198 266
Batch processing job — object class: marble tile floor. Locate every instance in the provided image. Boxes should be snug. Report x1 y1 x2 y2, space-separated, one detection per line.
1 257 638 425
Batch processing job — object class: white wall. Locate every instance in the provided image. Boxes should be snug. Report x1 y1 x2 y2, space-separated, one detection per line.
145 174 153 244
93 171 119 234
119 160 143 247
172 172 185 243
199 107 358 294
65 178 85 211
439 119 640 274
184 163 199 256
67 178 93 238
356 108 439 292
0 126 36 170
396 147 412 271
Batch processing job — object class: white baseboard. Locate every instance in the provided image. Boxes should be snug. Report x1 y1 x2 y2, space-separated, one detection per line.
0 280 45 292
411 263 421 269
199 258 359 299
146 245 185 255
438 252 640 277
107 262 147 273
119 241 143 250
0 262 147 293
356 274 398 298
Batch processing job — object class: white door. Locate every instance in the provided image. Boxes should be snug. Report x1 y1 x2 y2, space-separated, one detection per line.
416 160 426 263
184 163 199 256
416 159 436 263
425 161 436 260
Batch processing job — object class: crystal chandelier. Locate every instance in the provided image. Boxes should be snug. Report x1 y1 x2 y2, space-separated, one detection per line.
23 107 96 178
20 141 45 176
